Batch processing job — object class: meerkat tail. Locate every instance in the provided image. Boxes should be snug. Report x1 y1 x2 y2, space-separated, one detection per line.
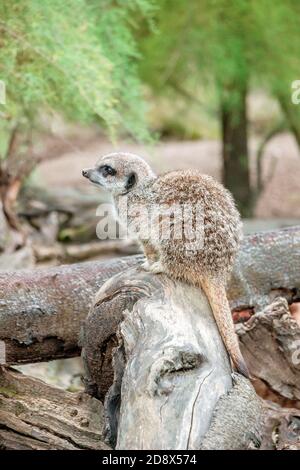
199 276 249 379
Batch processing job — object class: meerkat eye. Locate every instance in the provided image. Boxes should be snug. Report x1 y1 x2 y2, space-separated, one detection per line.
99 165 116 177
125 172 136 191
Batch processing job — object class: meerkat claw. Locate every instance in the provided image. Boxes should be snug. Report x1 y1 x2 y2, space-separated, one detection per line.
141 260 151 271
148 261 164 274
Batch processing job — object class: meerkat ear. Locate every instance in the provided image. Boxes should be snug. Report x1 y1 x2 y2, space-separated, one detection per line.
125 172 136 191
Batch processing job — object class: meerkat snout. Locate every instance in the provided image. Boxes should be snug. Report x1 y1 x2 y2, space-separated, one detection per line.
82 167 103 187
82 169 90 178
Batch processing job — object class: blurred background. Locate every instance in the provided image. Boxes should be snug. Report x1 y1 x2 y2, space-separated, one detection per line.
1 0 300 386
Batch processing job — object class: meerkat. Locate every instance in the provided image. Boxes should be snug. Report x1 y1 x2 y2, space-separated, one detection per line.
82 152 249 378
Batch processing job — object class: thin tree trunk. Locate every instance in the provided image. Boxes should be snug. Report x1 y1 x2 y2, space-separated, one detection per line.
221 87 252 216
0 126 23 239
1 179 22 231
0 201 11 252
0 125 51 251
0 172 23 251
254 121 286 201
278 92 300 148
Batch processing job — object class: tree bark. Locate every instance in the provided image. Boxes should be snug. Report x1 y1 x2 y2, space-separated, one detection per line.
221 87 252 217
228 226 300 312
0 366 109 450
261 401 300 450
82 267 263 450
237 297 300 403
0 226 299 366
0 255 142 365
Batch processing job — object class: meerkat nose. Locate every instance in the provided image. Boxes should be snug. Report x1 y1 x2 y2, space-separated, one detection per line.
82 169 89 178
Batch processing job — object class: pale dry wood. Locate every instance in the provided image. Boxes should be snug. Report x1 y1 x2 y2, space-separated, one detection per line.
82 268 263 450
0 366 109 450
116 272 232 449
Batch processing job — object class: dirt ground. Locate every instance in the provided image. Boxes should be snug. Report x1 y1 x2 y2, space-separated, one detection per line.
37 131 300 220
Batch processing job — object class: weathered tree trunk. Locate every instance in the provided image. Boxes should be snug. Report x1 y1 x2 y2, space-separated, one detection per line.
221 87 252 217
82 267 263 450
0 367 109 450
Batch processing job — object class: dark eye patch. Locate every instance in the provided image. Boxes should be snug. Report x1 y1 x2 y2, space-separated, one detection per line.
125 172 136 191
98 165 116 177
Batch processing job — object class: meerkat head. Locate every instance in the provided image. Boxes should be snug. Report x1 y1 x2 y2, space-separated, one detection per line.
82 152 155 196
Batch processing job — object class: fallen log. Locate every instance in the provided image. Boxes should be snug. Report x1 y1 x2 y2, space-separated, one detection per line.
0 256 142 364
0 226 299 365
228 225 300 311
33 239 141 263
82 267 263 449
0 366 109 450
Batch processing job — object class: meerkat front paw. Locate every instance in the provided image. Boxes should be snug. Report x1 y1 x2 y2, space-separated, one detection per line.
141 260 151 270
148 261 164 274
140 260 164 274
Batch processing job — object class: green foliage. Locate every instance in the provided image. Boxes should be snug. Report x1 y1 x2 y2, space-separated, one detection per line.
0 0 154 153
140 0 300 122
